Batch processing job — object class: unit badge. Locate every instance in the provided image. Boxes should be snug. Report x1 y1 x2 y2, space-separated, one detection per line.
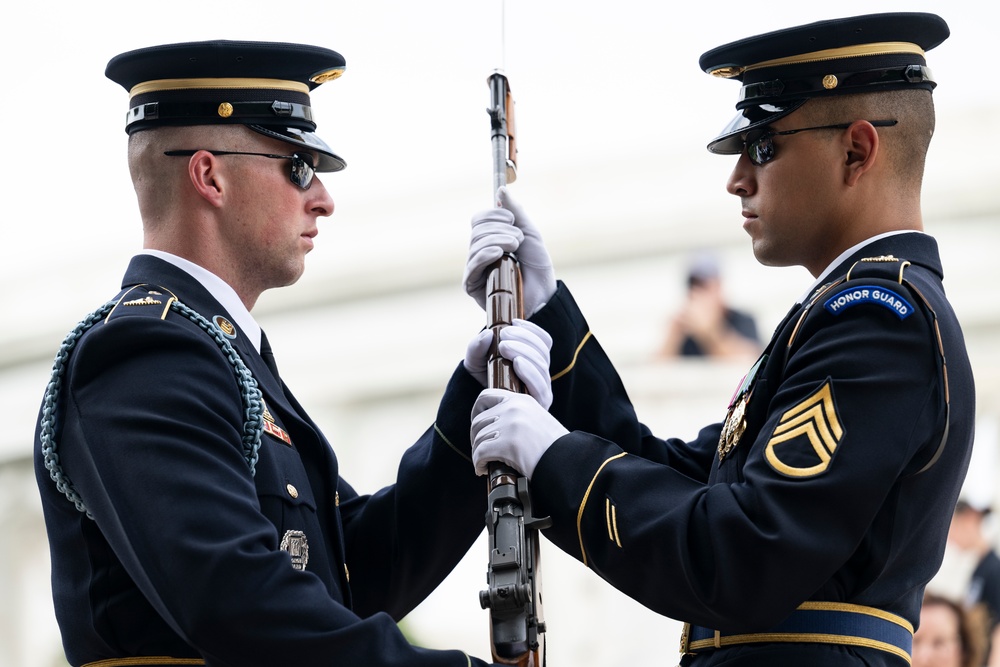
764 379 845 478
280 530 309 571
718 354 767 461
212 315 238 339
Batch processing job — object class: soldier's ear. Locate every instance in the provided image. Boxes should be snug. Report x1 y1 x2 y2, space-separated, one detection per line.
843 121 880 187
186 150 226 208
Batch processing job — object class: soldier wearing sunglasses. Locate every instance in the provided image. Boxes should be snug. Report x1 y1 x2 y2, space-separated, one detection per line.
33 40 553 667
463 12 974 667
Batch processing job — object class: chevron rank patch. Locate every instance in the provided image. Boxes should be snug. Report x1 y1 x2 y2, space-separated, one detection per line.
765 380 845 478
823 285 913 320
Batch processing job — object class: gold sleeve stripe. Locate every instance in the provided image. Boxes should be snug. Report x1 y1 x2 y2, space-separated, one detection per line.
578 452 627 566
605 498 622 547
552 331 593 382
82 658 206 666
434 423 473 463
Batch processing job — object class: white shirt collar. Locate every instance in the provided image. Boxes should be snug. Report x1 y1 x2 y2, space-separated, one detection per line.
798 230 923 303
139 249 262 353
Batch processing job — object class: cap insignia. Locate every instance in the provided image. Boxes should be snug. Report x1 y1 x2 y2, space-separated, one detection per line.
310 67 345 84
710 66 743 79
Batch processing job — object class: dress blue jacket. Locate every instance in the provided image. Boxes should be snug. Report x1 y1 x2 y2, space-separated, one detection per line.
529 232 975 666
35 255 493 667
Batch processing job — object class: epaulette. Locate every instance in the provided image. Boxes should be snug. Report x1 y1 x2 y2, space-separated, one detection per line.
787 255 918 347
38 286 264 519
819 255 919 322
786 254 950 476
104 283 179 323
844 254 911 283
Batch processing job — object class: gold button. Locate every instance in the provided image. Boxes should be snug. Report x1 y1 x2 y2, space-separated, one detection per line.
286 483 299 499
344 563 350 581
335 491 340 507
217 102 234 118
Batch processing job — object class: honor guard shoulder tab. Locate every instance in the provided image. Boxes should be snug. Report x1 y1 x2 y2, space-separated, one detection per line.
821 256 917 321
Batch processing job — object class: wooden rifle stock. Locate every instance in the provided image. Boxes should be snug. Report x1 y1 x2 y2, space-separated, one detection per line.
479 70 549 667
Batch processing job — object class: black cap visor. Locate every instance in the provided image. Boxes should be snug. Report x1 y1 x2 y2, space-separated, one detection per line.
707 100 807 154
249 124 346 172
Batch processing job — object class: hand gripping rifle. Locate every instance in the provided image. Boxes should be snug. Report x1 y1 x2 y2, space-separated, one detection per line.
478 70 551 667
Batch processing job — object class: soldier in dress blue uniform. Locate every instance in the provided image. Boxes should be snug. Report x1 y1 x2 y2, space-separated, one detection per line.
33 40 555 667
462 12 976 667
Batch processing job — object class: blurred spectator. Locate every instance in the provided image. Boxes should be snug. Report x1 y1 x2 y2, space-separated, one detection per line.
660 254 761 360
913 592 987 667
949 499 1000 664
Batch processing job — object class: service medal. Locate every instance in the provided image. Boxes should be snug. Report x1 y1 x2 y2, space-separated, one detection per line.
717 354 767 461
718 394 749 461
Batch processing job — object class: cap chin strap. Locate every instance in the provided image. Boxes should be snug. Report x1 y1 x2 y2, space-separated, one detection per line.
740 64 935 105
125 99 315 133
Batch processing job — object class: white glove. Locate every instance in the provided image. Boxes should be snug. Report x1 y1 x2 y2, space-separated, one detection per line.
463 186 557 317
471 388 569 479
464 319 553 410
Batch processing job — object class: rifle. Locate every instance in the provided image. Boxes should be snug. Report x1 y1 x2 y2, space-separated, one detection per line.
478 69 551 667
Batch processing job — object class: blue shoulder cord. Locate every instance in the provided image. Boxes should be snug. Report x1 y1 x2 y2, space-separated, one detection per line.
38 299 264 519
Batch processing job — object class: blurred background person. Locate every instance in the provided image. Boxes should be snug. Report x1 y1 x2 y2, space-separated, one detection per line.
949 499 1000 665
913 592 987 667
950 500 1000 629
659 253 761 361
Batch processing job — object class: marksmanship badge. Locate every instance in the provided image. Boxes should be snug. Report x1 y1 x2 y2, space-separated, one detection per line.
280 530 309 571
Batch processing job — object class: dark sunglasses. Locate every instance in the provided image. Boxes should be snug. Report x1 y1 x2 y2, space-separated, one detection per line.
742 120 898 166
164 149 316 190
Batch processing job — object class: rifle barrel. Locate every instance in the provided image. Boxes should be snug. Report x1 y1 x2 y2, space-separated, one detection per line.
480 67 546 667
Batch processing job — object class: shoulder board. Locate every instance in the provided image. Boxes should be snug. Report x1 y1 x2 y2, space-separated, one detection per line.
844 254 911 283
782 254 950 475
42 284 264 518
104 284 179 322
787 255 928 349
818 255 916 321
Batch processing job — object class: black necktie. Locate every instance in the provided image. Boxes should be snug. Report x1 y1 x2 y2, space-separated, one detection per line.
259 330 281 383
